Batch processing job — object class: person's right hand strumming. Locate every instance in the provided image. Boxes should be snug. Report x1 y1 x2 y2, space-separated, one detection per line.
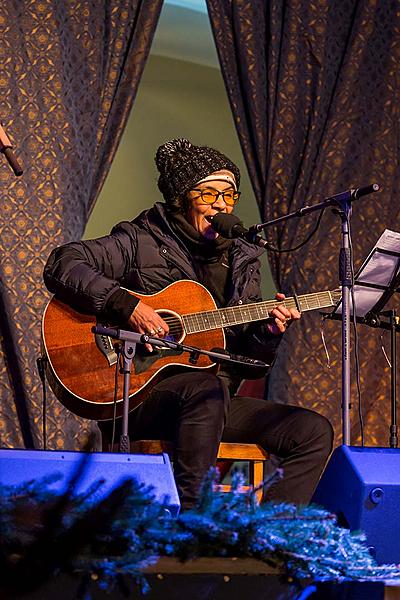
128 301 169 352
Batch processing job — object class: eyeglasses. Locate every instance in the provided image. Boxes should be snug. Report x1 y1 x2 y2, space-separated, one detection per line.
191 188 241 206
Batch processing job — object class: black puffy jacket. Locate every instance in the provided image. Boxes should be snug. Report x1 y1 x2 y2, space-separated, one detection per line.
44 202 282 393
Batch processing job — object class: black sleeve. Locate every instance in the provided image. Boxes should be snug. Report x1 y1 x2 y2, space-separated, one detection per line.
43 222 140 322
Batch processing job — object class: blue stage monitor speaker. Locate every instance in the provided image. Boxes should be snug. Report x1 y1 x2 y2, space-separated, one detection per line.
312 445 400 564
0 448 180 516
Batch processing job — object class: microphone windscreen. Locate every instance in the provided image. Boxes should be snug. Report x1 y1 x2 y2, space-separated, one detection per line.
211 213 243 238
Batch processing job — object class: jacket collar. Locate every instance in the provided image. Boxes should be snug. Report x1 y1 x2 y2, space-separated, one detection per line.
140 202 264 260
133 202 264 294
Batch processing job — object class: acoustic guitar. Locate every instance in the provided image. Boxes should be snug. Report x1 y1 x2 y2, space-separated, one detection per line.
41 279 340 421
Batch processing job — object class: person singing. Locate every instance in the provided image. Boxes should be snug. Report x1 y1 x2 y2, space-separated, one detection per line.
44 138 333 509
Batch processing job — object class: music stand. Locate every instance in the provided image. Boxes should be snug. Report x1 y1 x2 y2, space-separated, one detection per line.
329 229 400 446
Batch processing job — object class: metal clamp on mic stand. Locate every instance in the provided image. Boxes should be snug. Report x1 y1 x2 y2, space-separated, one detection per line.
92 324 269 453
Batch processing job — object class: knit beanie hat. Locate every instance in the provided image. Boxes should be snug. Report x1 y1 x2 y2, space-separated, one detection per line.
155 138 241 205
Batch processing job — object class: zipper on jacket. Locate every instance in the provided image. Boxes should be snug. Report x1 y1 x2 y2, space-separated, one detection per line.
159 245 198 281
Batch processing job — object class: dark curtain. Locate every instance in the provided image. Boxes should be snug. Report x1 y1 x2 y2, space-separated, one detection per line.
207 0 400 446
0 0 163 450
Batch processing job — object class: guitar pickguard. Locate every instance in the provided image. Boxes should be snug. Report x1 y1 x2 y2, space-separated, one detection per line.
133 345 184 374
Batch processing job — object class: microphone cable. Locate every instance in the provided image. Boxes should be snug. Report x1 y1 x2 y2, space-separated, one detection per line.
262 208 326 253
212 209 326 254
319 214 364 445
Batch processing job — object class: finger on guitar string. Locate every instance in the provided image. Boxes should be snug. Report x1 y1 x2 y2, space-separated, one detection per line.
268 292 301 335
128 300 169 336
272 292 301 323
128 300 169 352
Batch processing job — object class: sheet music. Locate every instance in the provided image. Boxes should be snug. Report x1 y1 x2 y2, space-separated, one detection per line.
347 286 383 317
357 229 400 286
334 229 400 317
359 252 398 287
371 229 400 253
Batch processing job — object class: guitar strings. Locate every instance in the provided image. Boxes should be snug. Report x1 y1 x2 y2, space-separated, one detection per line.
154 292 340 337
159 301 286 333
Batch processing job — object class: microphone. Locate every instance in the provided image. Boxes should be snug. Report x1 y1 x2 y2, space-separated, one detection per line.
351 183 380 200
211 213 269 248
323 183 380 205
210 347 269 370
92 324 120 338
0 123 23 176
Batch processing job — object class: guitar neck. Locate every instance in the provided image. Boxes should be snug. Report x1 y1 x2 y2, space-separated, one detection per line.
182 290 340 334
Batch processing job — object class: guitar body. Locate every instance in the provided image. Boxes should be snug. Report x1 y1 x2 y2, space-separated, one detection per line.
42 280 223 421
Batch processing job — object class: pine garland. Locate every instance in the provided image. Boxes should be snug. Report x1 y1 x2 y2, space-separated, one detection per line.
1 462 399 597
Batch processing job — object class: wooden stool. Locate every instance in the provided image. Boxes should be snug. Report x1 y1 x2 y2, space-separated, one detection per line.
130 440 269 504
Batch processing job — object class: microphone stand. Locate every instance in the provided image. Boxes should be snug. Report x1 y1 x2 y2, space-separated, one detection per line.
0 123 23 176
92 324 268 453
368 310 399 449
248 184 379 445
337 199 352 445
388 310 398 449
368 309 399 449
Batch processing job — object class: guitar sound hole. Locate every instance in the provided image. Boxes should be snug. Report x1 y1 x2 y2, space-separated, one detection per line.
157 310 184 343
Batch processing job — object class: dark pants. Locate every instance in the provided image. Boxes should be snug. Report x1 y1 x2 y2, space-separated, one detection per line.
100 372 333 509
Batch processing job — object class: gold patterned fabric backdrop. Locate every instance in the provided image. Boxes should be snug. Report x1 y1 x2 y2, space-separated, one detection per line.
207 0 400 446
0 0 163 450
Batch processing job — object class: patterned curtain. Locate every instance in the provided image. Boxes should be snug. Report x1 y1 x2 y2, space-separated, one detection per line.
207 0 400 446
0 0 163 450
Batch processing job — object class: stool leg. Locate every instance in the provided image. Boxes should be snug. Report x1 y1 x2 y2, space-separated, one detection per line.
249 460 264 504
216 459 233 482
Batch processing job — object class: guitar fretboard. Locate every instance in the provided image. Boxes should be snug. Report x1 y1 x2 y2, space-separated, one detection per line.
182 290 340 334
